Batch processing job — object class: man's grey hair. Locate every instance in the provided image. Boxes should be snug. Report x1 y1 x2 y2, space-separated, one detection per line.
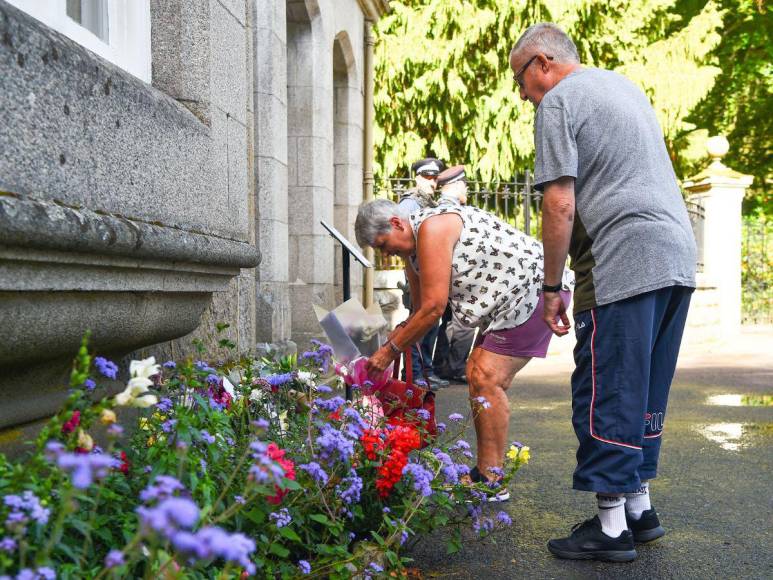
511 22 580 64
355 199 405 247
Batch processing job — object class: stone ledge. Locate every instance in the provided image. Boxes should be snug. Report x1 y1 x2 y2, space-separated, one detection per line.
0 192 260 269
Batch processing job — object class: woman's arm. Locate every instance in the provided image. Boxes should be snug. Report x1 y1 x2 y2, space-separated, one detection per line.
366 214 462 375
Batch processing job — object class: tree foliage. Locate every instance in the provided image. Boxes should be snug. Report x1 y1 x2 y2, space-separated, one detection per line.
374 0 769 212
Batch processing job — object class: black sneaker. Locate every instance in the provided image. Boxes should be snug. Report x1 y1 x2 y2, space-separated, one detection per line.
626 508 666 543
548 516 637 562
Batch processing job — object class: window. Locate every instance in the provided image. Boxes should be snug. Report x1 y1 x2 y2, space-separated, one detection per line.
7 0 151 83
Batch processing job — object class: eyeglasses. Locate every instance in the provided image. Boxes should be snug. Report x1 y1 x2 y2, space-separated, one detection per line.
514 54 553 89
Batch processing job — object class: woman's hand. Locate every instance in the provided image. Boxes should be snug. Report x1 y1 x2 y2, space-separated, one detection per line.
365 345 397 378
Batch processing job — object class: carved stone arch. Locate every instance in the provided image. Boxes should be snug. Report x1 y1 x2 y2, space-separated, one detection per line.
286 0 320 23
333 30 356 80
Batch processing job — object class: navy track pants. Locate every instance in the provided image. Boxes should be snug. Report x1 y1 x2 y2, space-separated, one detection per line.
571 285 693 493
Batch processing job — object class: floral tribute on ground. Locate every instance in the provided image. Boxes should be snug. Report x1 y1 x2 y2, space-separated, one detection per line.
0 333 531 578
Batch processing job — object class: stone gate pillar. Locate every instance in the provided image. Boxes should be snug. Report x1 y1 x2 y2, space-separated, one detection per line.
683 136 754 337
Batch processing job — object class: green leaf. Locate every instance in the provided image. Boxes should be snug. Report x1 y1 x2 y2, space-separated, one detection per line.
269 542 290 558
278 526 302 542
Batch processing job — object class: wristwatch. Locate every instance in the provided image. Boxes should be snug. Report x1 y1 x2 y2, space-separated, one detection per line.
386 340 402 355
542 282 563 293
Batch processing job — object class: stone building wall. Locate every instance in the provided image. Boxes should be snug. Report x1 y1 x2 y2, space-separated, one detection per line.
0 0 388 441
255 0 380 346
0 0 259 433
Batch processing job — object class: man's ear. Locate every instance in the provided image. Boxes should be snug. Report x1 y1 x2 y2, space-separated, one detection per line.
389 216 403 230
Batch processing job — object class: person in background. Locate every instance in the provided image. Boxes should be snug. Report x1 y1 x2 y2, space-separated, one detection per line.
432 171 475 383
396 157 449 389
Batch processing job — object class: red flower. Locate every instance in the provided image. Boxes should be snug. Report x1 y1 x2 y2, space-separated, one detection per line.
61 410 81 434
361 429 385 461
209 380 233 410
266 443 295 504
118 451 130 475
362 422 422 498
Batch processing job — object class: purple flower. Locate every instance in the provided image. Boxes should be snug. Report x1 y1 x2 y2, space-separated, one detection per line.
200 430 216 445
437 422 447 433
82 378 96 391
368 562 384 573
382 506 391 513
474 396 492 409
163 361 176 369
137 497 200 537
252 418 270 430
298 560 311 574
488 466 504 478
139 475 185 502
206 374 220 385
299 462 329 485
45 444 118 489
156 398 173 413
265 372 294 387
248 441 286 485
449 413 464 422
416 408 431 421
161 419 177 433
400 530 409 545
104 549 125 568
107 423 124 437
172 526 256 575
3 491 50 528
314 396 346 413
225 437 235 446
336 470 363 505
234 495 246 505
17 568 56 580
315 424 354 464
0 536 17 553
269 508 292 528
94 356 118 380
195 360 216 373
496 511 512 526
402 462 433 497
511 440 523 449
315 384 332 393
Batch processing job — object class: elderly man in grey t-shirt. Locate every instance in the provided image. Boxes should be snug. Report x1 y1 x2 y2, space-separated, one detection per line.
510 23 696 562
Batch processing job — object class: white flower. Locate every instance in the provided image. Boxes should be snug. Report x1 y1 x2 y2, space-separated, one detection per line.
249 388 265 403
114 376 158 408
129 357 161 379
296 371 316 388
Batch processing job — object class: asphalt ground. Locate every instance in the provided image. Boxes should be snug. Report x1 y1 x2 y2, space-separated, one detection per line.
408 327 773 579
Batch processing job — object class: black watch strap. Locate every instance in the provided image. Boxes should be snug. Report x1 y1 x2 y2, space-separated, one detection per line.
542 282 563 293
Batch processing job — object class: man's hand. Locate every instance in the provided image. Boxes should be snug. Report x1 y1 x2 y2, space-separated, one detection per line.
366 345 397 378
543 292 571 336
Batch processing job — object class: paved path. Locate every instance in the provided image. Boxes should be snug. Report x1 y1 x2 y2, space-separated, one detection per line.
410 327 773 579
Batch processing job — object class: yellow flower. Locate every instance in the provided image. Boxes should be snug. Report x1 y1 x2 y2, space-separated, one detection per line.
100 409 117 425
507 445 519 461
519 446 530 464
77 429 94 451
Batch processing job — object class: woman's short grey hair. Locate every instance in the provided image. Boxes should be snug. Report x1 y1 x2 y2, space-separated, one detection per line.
355 199 405 247
511 22 580 64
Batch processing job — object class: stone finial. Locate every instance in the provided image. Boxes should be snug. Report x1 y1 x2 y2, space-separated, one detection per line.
706 135 730 161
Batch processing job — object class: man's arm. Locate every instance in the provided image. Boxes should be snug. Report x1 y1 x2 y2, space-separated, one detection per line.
541 176 575 336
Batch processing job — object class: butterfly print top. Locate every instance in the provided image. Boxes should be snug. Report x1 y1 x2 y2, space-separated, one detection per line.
408 205 574 334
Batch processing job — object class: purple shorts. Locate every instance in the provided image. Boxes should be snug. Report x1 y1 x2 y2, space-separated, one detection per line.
475 290 572 358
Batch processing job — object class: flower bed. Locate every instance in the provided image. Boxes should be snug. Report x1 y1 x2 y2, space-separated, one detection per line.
0 335 530 578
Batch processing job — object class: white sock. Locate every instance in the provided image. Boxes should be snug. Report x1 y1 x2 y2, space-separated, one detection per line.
596 494 627 538
624 482 651 520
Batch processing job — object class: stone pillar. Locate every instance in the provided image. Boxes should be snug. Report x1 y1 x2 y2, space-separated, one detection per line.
683 136 753 337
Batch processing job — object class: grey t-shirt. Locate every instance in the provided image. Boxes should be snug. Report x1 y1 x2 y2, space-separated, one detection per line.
534 67 696 312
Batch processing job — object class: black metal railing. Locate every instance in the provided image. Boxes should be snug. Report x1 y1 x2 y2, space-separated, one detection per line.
374 176 708 276
374 173 541 270
742 216 772 325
